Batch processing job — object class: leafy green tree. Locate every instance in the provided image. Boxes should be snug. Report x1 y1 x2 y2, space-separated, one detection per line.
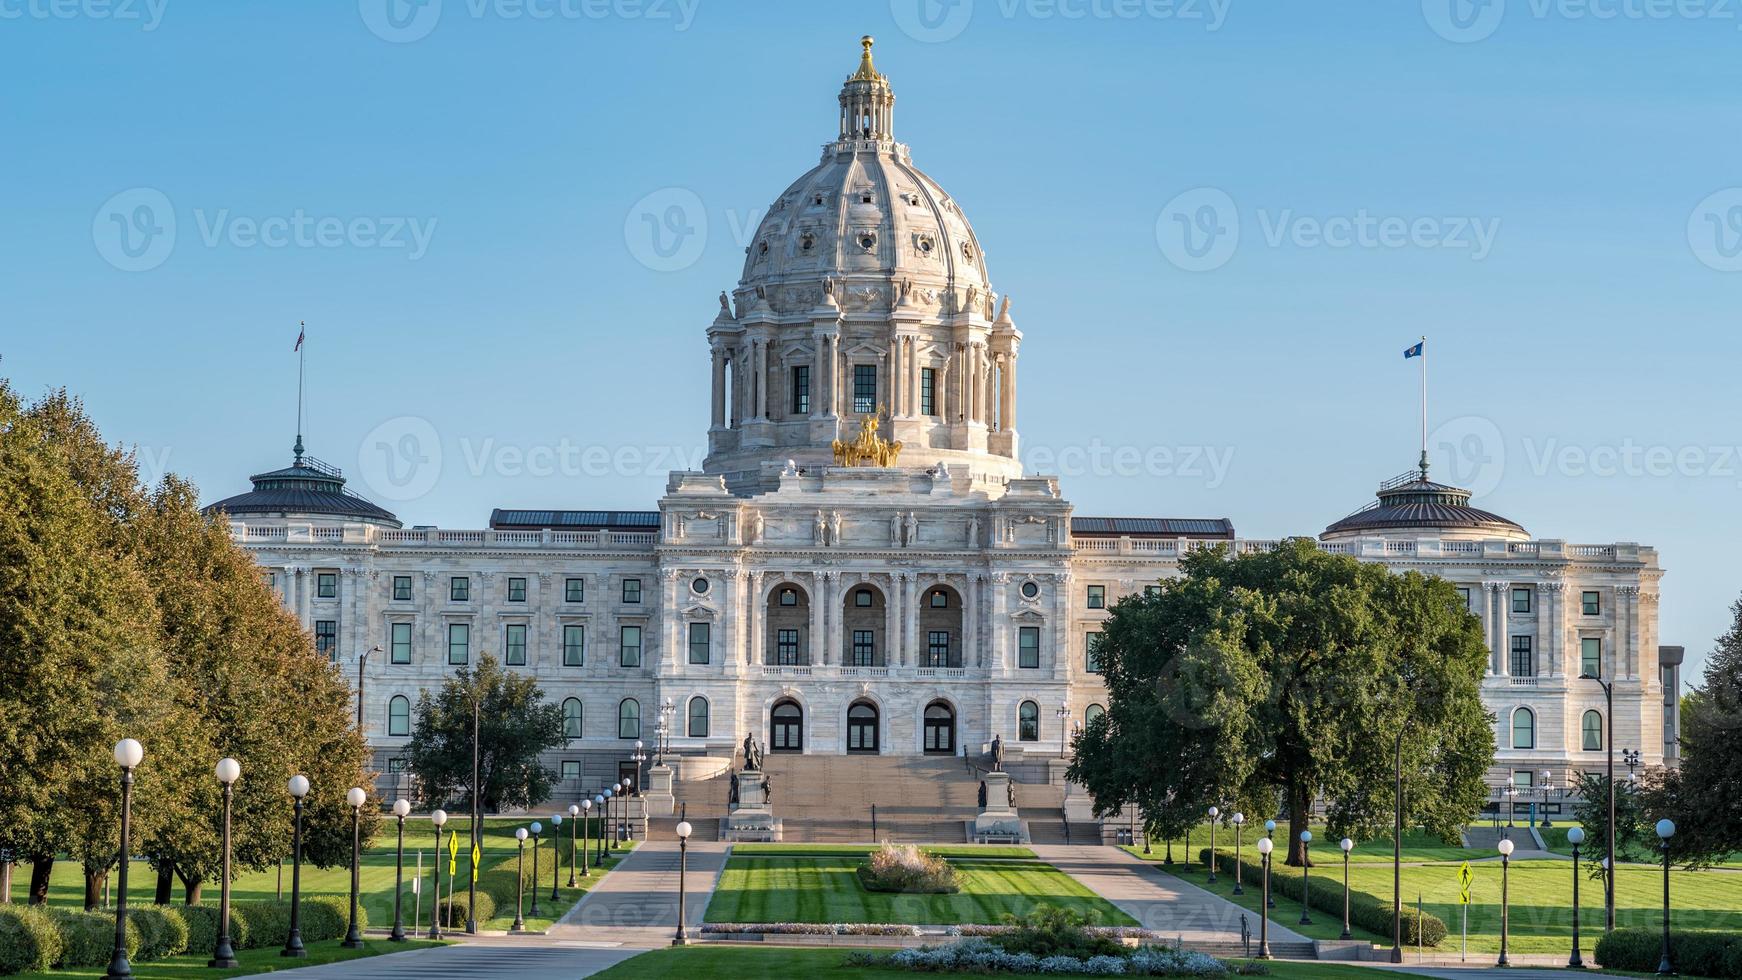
1571 771 1649 878
405 655 565 812
1069 539 1493 865
1642 596 1742 868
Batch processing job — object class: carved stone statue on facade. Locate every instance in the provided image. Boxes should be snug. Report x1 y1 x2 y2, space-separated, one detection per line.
904 511 919 546
890 512 904 547
741 732 763 772
749 510 765 544
967 515 980 546
814 510 828 546
719 291 732 316
828 510 843 546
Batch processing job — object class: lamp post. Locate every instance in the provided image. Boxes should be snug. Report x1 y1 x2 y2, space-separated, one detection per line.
1263 820 1277 909
1298 831 1313 925
623 776 636 841
1206 806 1219 882
672 821 693 946
210 758 242 967
633 741 648 793
1339 837 1354 940
283 775 311 957
1255 836 1273 960
1567 826 1586 969
428 809 448 940
610 783 623 849
1656 819 1676 976
528 822 543 918
567 805 580 886
1497 838 1515 968
1581 669 1618 931
511 828 527 932
342 787 367 949
593 794 606 864
104 738 143 980
389 798 410 941
657 697 676 762
1541 770 1556 829
468 694 481 935
1503 782 1516 830
356 646 380 732
550 814 564 901
1391 726 1407 965
582 799 595 875
1232 813 1246 895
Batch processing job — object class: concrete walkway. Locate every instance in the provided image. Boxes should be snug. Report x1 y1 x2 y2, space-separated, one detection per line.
1031 845 1312 946
268 937 640 979
549 838 731 946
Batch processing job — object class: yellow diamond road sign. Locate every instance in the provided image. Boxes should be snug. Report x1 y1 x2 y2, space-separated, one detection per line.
1458 862 1474 905
447 831 459 876
472 843 482 881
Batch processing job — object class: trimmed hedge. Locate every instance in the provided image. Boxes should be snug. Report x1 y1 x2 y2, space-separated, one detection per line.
0 905 67 975
177 904 247 955
45 909 127 969
127 905 189 959
1595 928 1742 977
1198 849 1446 947
436 890 496 929
301 895 358 943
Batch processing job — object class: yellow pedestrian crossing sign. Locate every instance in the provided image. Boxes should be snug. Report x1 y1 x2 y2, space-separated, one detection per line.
447 831 459 876
471 843 482 882
1458 862 1474 905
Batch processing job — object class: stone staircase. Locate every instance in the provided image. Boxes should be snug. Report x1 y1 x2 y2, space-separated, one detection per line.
762 754 981 843
1463 824 1530 852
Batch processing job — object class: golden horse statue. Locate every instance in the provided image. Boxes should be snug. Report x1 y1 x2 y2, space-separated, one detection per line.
832 411 903 467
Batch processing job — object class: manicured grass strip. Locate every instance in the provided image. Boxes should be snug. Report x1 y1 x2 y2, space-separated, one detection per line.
12 938 443 979
481 839 636 933
704 855 1135 927
730 844 1035 859
1121 825 1472 866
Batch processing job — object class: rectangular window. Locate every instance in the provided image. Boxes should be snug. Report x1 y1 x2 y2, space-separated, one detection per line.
1581 637 1602 678
392 575 412 601
1458 586 1473 611
561 760 581 780
1510 635 1534 677
388 757 407 774
317 572 337 599
622 579 642 604
315 620 337 661
450 576 470 602
447 623 469 665
776 628 801 665
565 578 585 602
1086 585 1106 610
620 625 642 667
563 625 585 666
855 589 873 607
851 630 876 666
1144 585 1162 599
927 630 952 668
1018 627 1040 669
390 622 413 664
507 577 526 602
1085 632 1104 674
853 363 877 414
1583 591 1601 616
791 365 810 415
504 624 527 666
1511 587 1531 613
688 623 711 665
920 367 936 416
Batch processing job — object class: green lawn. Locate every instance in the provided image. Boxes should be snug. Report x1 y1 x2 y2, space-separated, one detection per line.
12 939 442 979
590 946 1440 979
1122 825 1471 866
729 844 1035 859
705 853 1136 927
1538 824 1742 869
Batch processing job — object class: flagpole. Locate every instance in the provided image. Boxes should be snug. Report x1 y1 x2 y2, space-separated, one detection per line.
1419 335 1428 479
295 321 306 463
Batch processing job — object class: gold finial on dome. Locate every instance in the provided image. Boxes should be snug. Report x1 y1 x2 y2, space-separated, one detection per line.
852 35 879 81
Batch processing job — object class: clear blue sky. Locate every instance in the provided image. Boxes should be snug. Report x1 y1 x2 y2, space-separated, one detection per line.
3 1 1737 679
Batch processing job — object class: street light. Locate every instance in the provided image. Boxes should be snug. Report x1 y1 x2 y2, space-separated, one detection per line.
1231 813 1246 895
210 758 242 968
342 787 367 949
610 783 623 849
1339 837 1354 940
283 775 311 957
567 805 580 886
551 813 564 901
672 821 693 946
1567 826 1586 969
1298 831 1313 926
511 828 528 932
1263 820 1277 909
1540 770 1556 829
105 738 143 980
623 776 636 841
1206 807 1220 882
593 794 606 864
1656 819 1676 976
633 741 648 793
1497 838 1515 968
428 809 448 940
582 798 595 876
1255 837 1273 960
356 646 380 732
1581 668 1618 931
389 798 411 941
528 822 543 918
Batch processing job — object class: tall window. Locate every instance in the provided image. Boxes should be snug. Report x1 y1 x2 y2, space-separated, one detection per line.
776 628 801 665
622 579 642 604
449 576 469 602
1581 638 1602 678
920 367 936 415
565 578 585 602
1582 710 1604 751
619 625 642 667
1583 591 1601 616
315 620 337 661
791 365 810 415
853 363 877 414
507 577 526 602
1085 632 1104 674
927 630 952 668
1511 587 1532 613
1511 707 1535 749
392 575 412 601
688 697 710 738
1018 701 1040 742
389 622 413 664
1085 703 1106 727
851 630 875 667
563 698 583 739
563 625 585 666
1458 586 1473 611
387 695 410 737
447 623 469 665
1086 585 1106 609
504 624 527 666
689 623 711 665
618 699 641 739
561 760 581 779
317 572 337 599
1509 636 1534 677
1018 627 1040 669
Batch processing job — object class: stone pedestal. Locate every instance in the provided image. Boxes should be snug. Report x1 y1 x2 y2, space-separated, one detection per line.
722 769 782 842
644 764 676 818
973 771 1022 842
1063 781 1096 824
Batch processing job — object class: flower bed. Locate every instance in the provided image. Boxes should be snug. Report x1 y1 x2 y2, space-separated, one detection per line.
700 922 923 936
847 939 1234 976
857 843 960 894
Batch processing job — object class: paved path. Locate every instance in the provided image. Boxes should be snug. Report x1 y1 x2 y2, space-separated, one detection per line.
1031 844 1312 946
268 937 640 979
549 838 731 946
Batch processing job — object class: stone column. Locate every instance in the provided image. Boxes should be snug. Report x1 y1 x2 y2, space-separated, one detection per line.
711 347 726 427
746 571 763 667
1542 582 1564 677
884 573 899 668
989 573 1009 671
901 573 918 668
824 571 842 666
1619 585 1640 679
908 338 921 417
812 333 828 418
1005 353 1018 431
760 340 772 418
964 572 980 669
661 570 680 671
808 572 826 666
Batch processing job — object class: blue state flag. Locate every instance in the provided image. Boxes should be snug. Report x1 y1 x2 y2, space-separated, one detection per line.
1404 341 1424 359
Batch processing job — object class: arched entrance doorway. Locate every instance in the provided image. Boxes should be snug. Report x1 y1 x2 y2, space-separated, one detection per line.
766 583 810 665
847 701 880 753
771 699 804 752
918 584 964 668
923 701 956 755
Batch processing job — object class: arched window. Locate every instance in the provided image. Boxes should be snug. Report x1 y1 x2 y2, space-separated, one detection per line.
1018 701 1040 742
387 695 411 737
1511 707 1535 750
1583 710 1604 752
618 698 641 739
688 696 710 738
1085 704 1106 728
562 698 583 739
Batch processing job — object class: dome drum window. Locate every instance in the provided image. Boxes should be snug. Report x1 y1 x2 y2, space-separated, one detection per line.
915 234 936 256
1019 580 1040 600
799 231 816 252
856 230 878 252
691 577 710 596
